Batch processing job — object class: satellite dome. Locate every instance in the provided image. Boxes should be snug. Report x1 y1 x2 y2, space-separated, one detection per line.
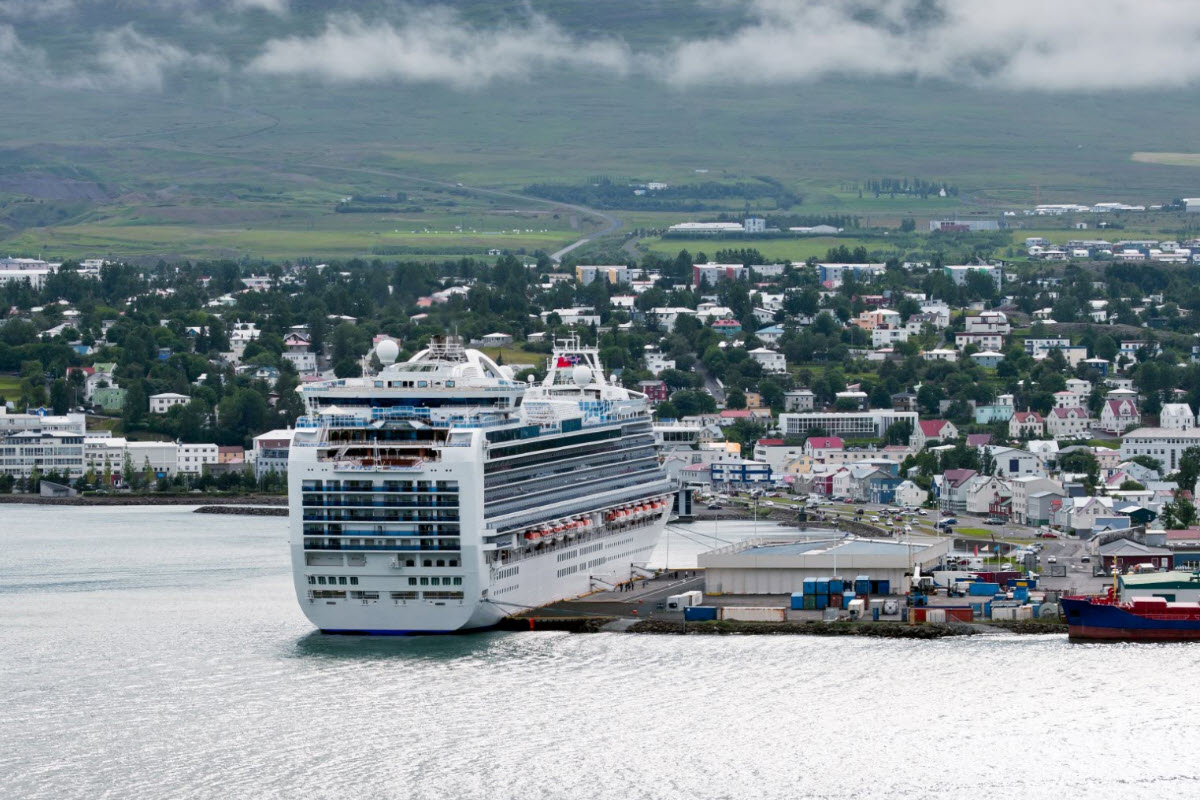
376 339 400 365
499 365 515 379
572 365 593 386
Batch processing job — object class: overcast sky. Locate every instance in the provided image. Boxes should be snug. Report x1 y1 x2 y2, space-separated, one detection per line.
2 0 1199 93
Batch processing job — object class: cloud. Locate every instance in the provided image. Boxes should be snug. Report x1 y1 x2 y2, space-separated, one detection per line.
660 0 1200 91
247 9 630 89
66 25 226 91
0 0 74 20
227 0 288 14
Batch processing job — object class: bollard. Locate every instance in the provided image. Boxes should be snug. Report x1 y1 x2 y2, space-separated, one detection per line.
872 607 880 622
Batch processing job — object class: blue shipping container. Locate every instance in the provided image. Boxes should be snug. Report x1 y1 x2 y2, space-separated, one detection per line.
829 578 845 594
790 592 805 610
872 580 891 595
969 582 1000 597
815 595 829 610
803 578 817 595
684 606 718 621
816 579 830 595
854 579 871 594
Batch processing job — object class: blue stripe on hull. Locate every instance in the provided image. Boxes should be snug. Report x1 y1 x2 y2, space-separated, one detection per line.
320 627 495 636
1061 597 1200 640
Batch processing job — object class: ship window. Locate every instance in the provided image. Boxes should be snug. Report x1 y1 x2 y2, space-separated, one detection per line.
436 559 445 567
318 576 327 585
350 577 358 585
406 559 415 567
453 577 463 586
423 559 433 567
430 577 440 586
408 578 417 586
339 577 347 585
420 577 429 586
307 576 315 584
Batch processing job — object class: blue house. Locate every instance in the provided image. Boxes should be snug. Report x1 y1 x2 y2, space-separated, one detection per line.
868 475 904 505
975 404 1015 424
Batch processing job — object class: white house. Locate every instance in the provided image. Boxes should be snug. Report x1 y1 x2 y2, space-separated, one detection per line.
895 480 926 508
1046 407 1093 439
177 443 219 475
1100 398 1140 434
1009 411 1044 439
479 332 514 347
644 349 676 376
911 420 958 450
149 392 189 415
988 446 1046 478
1160 403 1196 431
748 347 787 373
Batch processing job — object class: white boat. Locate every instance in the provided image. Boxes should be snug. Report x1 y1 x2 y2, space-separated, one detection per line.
288 335 676 633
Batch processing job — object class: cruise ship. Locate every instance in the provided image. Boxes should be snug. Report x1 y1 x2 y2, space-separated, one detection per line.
288 335 677 633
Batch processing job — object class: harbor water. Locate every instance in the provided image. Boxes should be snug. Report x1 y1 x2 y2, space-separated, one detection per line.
3 505 1199 800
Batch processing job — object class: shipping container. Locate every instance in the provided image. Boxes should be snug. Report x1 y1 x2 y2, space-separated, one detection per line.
665 593 692 610
843 591 857 606
969 582 1001 597
847 598 866 617
685 590 703 606
944 607 974 622
803 578 817 596
719 606 786 622
1014 605 1034 620
925 609 946 623
872 580 891 595
684 606 718 621
991 606 1016 621
883 599 900 615
855 576 871 595
790 592 805 610
816 578 830 595
829 594 843 610
815 595 829 610
803 595 817 610
829 578 845 595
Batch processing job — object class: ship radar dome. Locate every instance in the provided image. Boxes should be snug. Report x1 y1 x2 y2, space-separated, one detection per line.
572 365 593 386
376 339 400 365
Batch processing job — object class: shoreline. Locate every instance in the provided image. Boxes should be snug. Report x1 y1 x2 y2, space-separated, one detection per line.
500 617 1069 637
0 494 287 507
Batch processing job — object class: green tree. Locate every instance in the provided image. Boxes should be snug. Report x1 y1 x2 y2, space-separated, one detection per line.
1174 446 1200 493
49 378 69 415
1161 493 1199 530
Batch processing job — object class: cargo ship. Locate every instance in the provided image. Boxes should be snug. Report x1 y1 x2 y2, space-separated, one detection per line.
1062 572 1200 641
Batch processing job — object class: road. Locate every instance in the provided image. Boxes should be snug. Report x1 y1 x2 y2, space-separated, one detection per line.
694 361 726 405
293 161 623 263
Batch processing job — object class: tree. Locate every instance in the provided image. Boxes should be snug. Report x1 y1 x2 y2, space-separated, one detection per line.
1161 493 1199 530
1174 446 1200 493
1130 455 1163 475
1118 480 1146 491
49 378 69 415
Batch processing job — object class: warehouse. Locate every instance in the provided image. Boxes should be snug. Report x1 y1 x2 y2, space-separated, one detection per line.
699 535 951 595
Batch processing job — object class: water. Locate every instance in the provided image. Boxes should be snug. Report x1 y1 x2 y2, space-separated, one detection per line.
3 505 1199 800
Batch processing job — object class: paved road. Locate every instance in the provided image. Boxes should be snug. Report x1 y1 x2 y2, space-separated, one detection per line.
694 362 726 405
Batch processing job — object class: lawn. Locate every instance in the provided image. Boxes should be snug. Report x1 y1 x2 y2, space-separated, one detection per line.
638 235 901 263
0 375 21 398
475 346 542 366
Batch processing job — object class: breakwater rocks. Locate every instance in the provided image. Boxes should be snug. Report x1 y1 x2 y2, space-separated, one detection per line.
0 494 286 507
498 616 617 633
629 620 975 638
983 619 1069 635
194 505 288 516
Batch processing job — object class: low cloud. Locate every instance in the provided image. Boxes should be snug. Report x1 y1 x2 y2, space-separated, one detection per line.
247 9 630 89
661 0 1200 91
227 0 288 14
64 25 226 92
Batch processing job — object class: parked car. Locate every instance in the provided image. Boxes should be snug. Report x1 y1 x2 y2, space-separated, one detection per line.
984 516 1005 525
1047 555 1058 564
917 509 928 516
706 503 723 510
1081 555 1091 563
941 518 959 526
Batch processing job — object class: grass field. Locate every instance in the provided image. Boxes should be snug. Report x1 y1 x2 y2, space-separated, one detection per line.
639 235 900 262
0 376 21 396
476 347 542 366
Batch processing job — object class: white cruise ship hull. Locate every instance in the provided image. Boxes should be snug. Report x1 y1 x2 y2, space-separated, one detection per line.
293 510 668 634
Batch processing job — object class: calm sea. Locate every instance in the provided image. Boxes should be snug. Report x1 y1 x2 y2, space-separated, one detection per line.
2 505 1198 800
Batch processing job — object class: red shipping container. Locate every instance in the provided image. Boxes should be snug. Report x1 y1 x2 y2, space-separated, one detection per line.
945 608 974 622
829 595 842 610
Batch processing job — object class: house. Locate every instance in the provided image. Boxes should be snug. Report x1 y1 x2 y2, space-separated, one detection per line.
1009 411 1044 439
955 332 1004 352
804 436 845 462
479 332 514 347
895 480 926 508
987 446 1044 478
753 440 806 473
964 475 1011 515
784 389 815 412
937 469 978 514
712 318 743 337
748 347 787 373
1160 403 1197 430
922 348 958 362
1058 496 1116 536
149 392 189 415
1097 538 1173 573
755 325 784 344
1009 476 1064 525
92 387 127 413
637 380 669 404
282 332 317 374
970 350 1004 368
1100 398 1140 434
710 458 773 486
966 433 993 449
911 420 957 450
1046 407 1093 439
644 349 675 375
964 311 1011 335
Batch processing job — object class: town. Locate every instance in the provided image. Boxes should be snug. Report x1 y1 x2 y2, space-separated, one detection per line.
2 247 1200 573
